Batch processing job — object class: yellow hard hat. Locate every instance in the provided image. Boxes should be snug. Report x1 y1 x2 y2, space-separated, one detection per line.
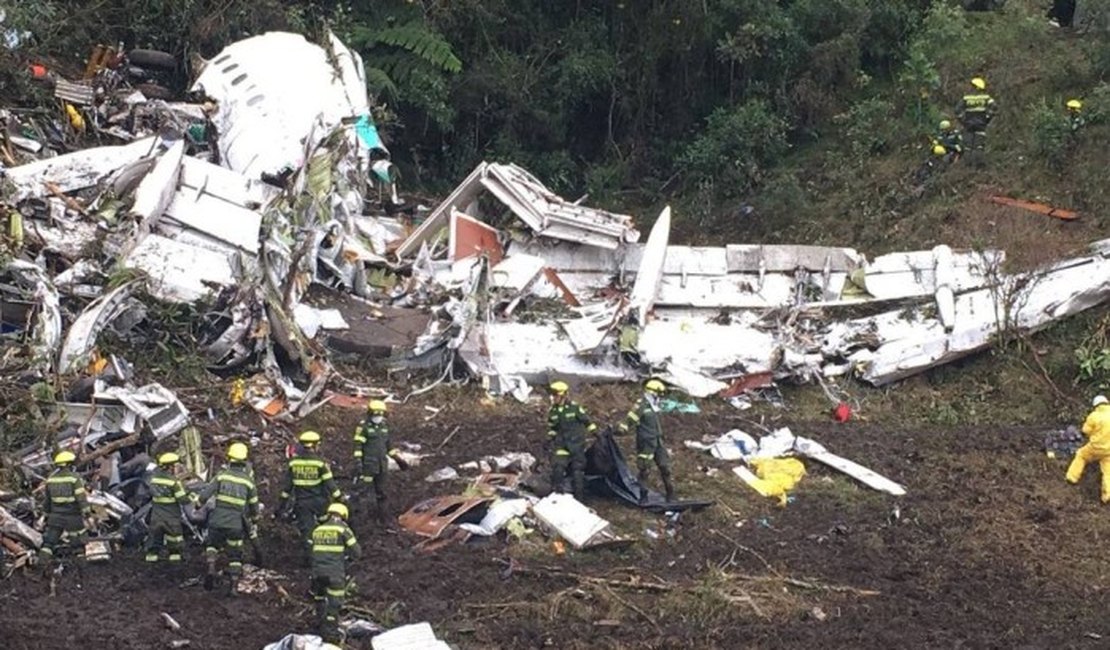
939 120 951 130
645 379 666 393
157 452 180 466
549 380 569 395
54 450 77 466
367 399 387 413
1094 395 1108 407
933 144 947 156
1066 99 1082 110
227 442 249 462
327 502 349 519
299 431 321 445
971 77 986 90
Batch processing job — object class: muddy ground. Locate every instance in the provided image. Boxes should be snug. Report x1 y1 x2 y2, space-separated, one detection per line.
3 387 1109 649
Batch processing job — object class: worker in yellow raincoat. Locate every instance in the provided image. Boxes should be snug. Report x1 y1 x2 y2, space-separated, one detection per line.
1066 395 1110 502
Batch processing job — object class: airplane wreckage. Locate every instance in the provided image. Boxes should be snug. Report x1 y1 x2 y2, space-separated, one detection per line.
3 31 1109 444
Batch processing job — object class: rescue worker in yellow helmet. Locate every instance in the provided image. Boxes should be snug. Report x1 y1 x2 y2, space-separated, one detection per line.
353 399 396 520
955 77 997 151
309 502 361 644
1066 99 1085 133
936 119 963 159
278 431 342 561
617 378 677 502
1067 395 1110 502
546 381 597 501
197 442 259 593
145 452 198 565
39 450 93 568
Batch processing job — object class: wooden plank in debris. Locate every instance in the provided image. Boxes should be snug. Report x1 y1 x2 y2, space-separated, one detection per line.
988 195 1079 221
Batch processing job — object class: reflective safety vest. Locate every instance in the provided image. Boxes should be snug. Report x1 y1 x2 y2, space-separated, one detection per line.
150 468 192 511
281 453 340 502
961 93 994 113
44 469 89 516
310 520 361 574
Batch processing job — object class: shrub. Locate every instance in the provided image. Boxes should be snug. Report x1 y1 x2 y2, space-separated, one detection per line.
680 100 789 197
838 97 899 158
1030 99 1072 165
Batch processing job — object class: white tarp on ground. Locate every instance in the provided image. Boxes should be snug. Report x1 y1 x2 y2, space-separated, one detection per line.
193 31 372 180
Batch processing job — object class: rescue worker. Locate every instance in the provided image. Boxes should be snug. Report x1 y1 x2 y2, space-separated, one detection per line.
936 120 964 160
545 381 597 501
1066 395 1110 503
278 431 342 553
145 452 197 565
353 400 394 520
955 77 998 151
198 442 259 593
309 502 361 644
1066 99 1085 133
38 450 93 567
617 379 676 502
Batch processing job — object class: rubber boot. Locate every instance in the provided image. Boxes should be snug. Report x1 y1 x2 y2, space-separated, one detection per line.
662 473 676 503
204 557 216 591
375 495 389 524
638 486 649 504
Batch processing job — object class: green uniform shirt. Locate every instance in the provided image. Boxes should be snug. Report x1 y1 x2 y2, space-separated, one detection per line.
618 397 664 454
44 468 89 517
280 451 340 503
310 519 361 577
354 419 390 474
199 464 258 529
150 467 193 519
547 401 596 452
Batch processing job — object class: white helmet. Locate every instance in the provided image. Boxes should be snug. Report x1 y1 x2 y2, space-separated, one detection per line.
1094 395 1109 407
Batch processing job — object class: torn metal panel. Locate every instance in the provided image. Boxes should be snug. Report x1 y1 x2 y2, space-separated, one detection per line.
23 219 100 260
5 137 161 201
628 206 670 324
862 246 1002 301
459 321 630 385
489 254 545 293
160 190 262 254
5 260 62 372
0 506 42 549
192 31 373 179
836 240 1110 385
53 79 96 105
450 210 504 264
132 139 185 225
531 493 612 549
725 245 862 273
457 498 530 536
793 436 906 496
371 623 451 650
93 383 190 439
397 496 492 539
558 301 622 353
124 234 239 303
397 162 640 257
638 320 776 378
58 281 141 373
179 155 278 207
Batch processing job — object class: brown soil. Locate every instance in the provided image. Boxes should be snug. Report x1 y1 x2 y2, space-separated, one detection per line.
3 388 1109 649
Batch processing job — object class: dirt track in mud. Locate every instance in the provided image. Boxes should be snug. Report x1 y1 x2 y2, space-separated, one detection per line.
3 391 1109 649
